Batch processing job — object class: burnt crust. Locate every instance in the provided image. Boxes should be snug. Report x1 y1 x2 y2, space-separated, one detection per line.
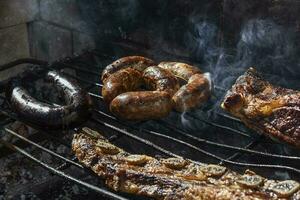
72 128 300 200
222 67 300 148
7 71 92 129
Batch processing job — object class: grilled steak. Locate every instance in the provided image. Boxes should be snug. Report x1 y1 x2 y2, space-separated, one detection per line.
72 127 300 200
221 68 300 149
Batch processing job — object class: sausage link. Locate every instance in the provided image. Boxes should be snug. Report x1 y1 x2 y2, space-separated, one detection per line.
101 56 155 82
158 62 202 81
102 68 144 104
173 73 211 112
158 62 211 112
110 91 172 120
7 71 93 129
143 66 180 96
106 66 179 120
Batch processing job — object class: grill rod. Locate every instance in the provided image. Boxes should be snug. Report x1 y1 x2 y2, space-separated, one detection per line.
87 105 300 174
0 138 128 200
93 108 300 161
90 110 300 174
4 128 82 168
156 119 300 160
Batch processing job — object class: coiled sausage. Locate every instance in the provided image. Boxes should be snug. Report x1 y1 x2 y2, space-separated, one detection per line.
7 71 93 129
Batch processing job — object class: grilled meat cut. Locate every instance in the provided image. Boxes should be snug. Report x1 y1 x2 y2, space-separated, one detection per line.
72 127 300 200
221 68 300 148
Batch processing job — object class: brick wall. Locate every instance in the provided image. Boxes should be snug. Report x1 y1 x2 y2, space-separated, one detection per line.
0 0 299 80
0 0 95 80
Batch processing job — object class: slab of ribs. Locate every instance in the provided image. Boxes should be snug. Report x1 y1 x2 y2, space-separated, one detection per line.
72 127 300 200
222 68 300 149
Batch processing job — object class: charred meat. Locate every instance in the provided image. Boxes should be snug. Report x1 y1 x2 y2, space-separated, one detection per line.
7 71 93 129
72 127 300 200
221 68 300 148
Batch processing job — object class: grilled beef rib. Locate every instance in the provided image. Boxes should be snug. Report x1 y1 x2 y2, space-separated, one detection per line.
222 68 300 149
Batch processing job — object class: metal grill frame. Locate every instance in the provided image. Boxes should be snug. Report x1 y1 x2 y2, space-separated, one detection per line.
0 47 300 200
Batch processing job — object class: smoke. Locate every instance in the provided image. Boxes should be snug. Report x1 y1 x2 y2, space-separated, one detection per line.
78 0 140 38
186 18 299 84
181 17 300 128
184 20 219 62
236 19 298 76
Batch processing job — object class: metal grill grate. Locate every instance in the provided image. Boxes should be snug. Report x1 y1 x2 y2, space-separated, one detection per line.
0 47 299 199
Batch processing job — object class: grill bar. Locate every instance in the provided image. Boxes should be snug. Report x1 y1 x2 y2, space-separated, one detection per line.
215 112 242 123
90 109 300 174
90 117 180 158
4 128 82 168
93 107 300 162
158 119 300 160
0 138 128 200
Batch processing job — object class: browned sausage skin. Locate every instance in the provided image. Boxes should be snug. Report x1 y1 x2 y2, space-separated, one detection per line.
158 62 202 81
110 91 173 120
101 68 144 104
158 62 211 112
107 66 179 120
101 56 155 82
143 66 180 96
173 73 211 112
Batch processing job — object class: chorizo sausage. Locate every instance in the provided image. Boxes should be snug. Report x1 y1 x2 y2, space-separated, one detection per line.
101 56 155 82
101 68 144 104
143 66 180 96
158 62 202 81
110 91 173 120
158 62 211 112
172 73 211 112
7 71 93 129
108 66 179 120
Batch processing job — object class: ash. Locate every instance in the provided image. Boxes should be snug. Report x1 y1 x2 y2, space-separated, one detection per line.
0 77 107 200
0 121 108 200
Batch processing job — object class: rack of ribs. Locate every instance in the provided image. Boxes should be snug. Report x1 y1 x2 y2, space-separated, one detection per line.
222 68 300 149
72 127 300 200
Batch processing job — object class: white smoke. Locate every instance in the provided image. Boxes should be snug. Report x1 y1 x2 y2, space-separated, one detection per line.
181 17 300 128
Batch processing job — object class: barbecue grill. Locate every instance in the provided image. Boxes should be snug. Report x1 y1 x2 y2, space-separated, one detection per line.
0 0 300 199
0 40 299 199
